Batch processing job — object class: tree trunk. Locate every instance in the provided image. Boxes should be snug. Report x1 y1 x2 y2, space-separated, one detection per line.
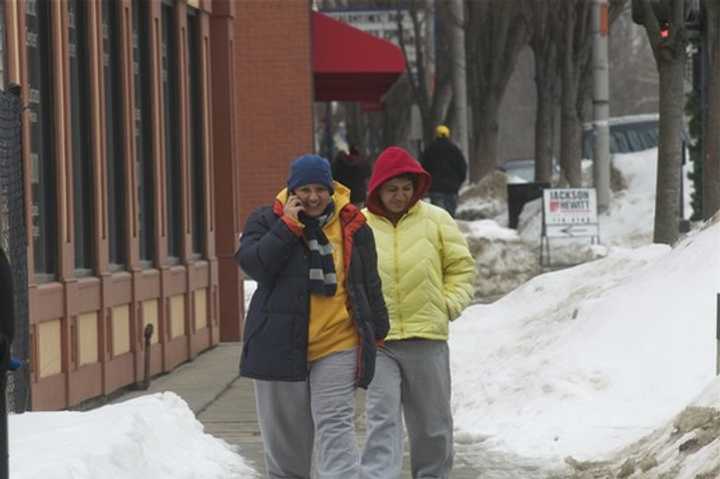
534 54 557 183
382 76 413 151
466 1 528 183
704 3 720 219
344 102 368 155
470 95 500 182
653 57 684 244
560 70 583 186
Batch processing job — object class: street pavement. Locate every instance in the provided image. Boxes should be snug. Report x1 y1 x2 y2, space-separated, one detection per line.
115 343 487 478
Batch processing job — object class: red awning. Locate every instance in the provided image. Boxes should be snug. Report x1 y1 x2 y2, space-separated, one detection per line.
312 11 406 103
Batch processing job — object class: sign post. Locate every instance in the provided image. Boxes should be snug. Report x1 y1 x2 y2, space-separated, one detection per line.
541 188 600 266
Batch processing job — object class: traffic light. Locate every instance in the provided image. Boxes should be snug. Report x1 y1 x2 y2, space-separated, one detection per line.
660 22 670 38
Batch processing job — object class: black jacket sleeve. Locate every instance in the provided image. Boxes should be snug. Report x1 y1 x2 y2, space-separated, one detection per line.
455 146 467 183
419 147 432 173
357 226 389 340
235 207 301 284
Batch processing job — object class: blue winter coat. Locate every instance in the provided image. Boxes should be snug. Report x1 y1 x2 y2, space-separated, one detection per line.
236 198 389 388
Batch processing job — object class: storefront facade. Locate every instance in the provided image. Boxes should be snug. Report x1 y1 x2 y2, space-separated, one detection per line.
2 0 400 410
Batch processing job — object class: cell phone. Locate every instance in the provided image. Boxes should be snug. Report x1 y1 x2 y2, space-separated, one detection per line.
288 194 304 208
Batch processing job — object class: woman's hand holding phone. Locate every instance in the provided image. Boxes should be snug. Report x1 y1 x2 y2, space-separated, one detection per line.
284 194 305 221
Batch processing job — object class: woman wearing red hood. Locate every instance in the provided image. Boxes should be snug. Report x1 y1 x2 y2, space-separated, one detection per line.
361 147 476 479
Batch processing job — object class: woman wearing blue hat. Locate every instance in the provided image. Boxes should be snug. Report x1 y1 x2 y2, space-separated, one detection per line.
235 154 389 479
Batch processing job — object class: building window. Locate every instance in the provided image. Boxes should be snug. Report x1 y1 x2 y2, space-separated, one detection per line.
161 1 181 260
102 0 126 268
187 9 204 256
133 0 154 264
26 0 57 278
69 0 94 272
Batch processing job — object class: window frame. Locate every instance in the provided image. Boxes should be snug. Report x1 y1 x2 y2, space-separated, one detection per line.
26 0 57 281
102 0 127 271
133 0 155 267
68 0 95 275
187 7 204 258
161 0 181 262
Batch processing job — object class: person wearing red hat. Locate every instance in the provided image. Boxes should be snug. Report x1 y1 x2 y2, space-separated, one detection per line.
360 147 475 479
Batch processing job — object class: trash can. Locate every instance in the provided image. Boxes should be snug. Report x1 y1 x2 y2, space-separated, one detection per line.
507 182 550 229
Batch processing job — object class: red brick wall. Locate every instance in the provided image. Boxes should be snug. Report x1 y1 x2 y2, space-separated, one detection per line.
234 0 314 229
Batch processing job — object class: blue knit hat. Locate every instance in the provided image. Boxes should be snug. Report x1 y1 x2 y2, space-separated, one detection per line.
287 155 334 194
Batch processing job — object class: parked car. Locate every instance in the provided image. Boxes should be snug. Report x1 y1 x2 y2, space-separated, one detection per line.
581 113 690 159
498 158 560 184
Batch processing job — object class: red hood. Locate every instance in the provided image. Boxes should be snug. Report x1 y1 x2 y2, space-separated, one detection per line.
366 147 431 216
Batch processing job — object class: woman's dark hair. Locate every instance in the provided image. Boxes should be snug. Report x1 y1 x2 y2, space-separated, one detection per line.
391 173 417 185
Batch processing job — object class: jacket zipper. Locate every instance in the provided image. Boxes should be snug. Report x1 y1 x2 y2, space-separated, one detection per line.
393 221 404 337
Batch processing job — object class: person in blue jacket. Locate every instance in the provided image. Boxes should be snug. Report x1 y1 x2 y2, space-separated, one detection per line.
235 154 388 479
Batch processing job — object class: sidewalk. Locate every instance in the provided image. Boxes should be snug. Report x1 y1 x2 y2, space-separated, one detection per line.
116 342 242 416
114 343 484 478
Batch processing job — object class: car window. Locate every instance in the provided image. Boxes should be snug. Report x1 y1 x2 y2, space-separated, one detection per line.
582 117 667 157
639 124 659 149
611 129 630 153
625 129 645 152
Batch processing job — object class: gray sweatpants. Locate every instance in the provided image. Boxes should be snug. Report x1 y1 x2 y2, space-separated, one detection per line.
254 348 360 479
361 340 453 479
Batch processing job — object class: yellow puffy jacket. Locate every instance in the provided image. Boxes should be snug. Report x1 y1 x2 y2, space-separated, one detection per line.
364 201 475 341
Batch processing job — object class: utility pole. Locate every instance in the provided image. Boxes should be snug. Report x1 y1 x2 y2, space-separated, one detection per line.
449 0 469 162
592 0 611 212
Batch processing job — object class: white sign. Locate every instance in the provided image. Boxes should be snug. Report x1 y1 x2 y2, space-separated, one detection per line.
542 188 599 238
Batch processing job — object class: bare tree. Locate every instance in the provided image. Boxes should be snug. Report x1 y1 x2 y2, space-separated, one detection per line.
609 6 659 115
316 0 452 158
555 1 594 186
381 76 416 153
393 0 453 145
552 0 627 187
466 1 530 182
703 1 720 219
525 0 561 184
635 0 688 244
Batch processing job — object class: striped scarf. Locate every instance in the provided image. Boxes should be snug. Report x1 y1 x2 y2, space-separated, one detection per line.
299 203 337 297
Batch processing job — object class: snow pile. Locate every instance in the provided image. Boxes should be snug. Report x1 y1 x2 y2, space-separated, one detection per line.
623 378 720 478
457 219 540 298
449 218 720 468
456 170 509 223
571 377 720 478
10 392 257 479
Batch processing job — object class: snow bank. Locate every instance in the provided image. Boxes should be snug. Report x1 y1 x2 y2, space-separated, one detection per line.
456 170 508 224
457 219 540 298
10 392 257 479
450 219 720 464
569 377 720 478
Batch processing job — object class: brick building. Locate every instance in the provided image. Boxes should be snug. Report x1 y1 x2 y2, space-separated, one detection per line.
0 0 402 410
